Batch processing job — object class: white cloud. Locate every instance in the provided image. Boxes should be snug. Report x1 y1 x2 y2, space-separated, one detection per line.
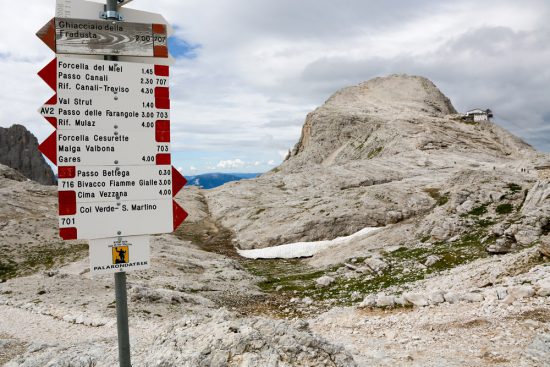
267 160 276 166
214 158 274 170
216 159 246 169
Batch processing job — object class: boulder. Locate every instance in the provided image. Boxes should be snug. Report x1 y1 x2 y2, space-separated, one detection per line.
495 287 508 300
460 292 484 303
508 285 535 299
394 296 410 306
539 236 550 257
536 281 550 297
403 293 429 307
315 275 335 287
424 255 441 267
428 291 445 304
486 238 513 254
359 295 377 308
376 295 396 308
364 257 388 272
443 292 459 304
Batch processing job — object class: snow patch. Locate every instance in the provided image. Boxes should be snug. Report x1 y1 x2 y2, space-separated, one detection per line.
238 227 383 259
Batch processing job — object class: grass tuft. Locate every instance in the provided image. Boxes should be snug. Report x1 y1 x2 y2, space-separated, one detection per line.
496 203 513 215
424 188 449 206
367 147 383 159
468 204 488 216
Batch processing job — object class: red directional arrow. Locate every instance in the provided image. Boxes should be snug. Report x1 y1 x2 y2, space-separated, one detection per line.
38 58 57 91
172 166 187 197
42 94 57 107
38 131 57 166
172 200 188 231
36 18 56 53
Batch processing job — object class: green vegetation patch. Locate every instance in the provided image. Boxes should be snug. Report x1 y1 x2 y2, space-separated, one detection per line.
468 204 488 216
243 258 329 293
542 219 550 236
0 261 17 280
477 219 495 228
243 230 492 309
496 203 513 215
367 147 383 159
0 242 88 280
423 188 449 206
507 183 522 193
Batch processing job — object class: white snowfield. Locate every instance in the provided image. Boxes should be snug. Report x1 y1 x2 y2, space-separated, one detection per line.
237 227 383 259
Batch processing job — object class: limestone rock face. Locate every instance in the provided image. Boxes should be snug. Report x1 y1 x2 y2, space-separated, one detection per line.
290 74 458 167
0 124 56 185
206 74 545 252
145 311 356 367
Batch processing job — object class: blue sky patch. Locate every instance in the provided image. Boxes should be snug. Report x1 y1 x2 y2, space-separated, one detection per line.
168 36 201 59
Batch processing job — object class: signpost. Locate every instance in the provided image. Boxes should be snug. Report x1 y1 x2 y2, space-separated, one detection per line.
57 165 179 201
51 129 170 166
38 57 170 112
37 17 169 57
37 1 187 365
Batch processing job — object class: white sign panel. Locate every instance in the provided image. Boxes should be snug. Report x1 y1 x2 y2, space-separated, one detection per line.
59 198 173 239
55 57 169 106
40 94 170 131
89 235 150 275
59 165 173 202
54 0 174 65
57 130 170 166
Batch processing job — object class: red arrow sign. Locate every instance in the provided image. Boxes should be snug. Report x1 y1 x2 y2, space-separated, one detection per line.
172 200 188 231
36 18 56 53
38 58 57 91
172 166 187 197
38 131 57 166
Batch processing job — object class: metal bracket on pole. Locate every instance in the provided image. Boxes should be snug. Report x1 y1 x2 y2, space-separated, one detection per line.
117 0 135 6
100 10 123 21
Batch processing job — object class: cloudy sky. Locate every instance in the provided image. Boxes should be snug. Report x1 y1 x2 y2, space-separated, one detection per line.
1 0 549 175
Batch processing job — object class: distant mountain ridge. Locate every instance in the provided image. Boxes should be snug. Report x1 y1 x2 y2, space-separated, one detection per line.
186 172 261 189
0 124 56 185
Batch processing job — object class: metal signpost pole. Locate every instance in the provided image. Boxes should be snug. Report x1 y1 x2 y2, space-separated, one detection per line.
114 270 131 367
104 2 131 366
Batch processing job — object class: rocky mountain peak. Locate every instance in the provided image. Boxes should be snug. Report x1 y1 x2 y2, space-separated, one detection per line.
0 124 56 185
286 74 531 169
324 74 457 116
